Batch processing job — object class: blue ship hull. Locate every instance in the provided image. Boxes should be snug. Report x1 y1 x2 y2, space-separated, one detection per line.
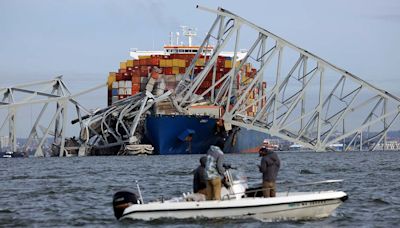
145 115 219 155
145 115 269 155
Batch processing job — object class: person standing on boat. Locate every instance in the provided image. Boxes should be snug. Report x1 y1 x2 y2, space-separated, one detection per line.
193 156 207 195
205 139 226 200
258 147 280 197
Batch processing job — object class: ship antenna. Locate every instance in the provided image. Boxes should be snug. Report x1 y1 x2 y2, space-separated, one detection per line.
176 32 180 46
181 26 197 47
169 32 173 46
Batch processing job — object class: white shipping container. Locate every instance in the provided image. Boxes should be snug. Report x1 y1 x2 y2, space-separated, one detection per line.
125 81 132 88
118 81 125 88
118 88 126 95
125 88 132 95
112 81 119 89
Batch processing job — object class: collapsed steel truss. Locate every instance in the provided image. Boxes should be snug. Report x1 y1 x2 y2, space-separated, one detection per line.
175 6 400 151
1 6 399 155
0 77 103 156
75 90 170 154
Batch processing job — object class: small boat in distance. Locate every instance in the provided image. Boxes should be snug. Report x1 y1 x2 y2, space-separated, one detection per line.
1 151 24 158
112 169 347 221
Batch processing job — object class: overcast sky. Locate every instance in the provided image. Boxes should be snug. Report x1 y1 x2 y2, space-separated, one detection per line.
1 0 400 136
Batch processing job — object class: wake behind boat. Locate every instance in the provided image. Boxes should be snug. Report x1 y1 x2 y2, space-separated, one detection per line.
112 169 348 221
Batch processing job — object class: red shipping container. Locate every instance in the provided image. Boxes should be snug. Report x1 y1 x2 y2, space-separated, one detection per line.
132 76 141 84
179 67 186 74
164 67 173 75
140 66 149 76
131 84 140 92
131 70 140 78
116 73 123 81
151 71 160 79
118 69 127 74
139 59 147 65
147 58 159 66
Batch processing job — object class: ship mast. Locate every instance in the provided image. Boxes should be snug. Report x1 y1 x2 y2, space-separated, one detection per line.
181 26 197 47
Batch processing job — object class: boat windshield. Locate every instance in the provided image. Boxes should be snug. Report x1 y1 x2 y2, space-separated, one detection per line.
229 169 247 183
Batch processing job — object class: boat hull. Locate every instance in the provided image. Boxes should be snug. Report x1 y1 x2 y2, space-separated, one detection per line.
120 191 347 221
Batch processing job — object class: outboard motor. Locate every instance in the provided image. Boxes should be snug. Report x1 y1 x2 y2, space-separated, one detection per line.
113 191 139 220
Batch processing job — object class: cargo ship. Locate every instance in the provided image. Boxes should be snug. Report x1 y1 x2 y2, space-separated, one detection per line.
106 28 268 155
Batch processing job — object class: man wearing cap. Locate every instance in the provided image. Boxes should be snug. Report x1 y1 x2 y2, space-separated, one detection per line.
258 146 280 197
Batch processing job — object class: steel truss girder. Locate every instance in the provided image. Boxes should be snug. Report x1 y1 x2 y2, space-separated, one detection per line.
79 90 171 151
0 77 105 156
183 6 400 151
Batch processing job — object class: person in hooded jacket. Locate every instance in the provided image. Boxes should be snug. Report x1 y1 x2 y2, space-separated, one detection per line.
258 147 280 197
205 139 225 200
193 156 207 195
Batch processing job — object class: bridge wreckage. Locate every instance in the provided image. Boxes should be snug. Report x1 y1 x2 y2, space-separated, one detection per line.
1 6 400 156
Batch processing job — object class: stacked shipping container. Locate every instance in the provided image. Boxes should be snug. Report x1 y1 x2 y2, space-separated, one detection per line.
107 53 266 117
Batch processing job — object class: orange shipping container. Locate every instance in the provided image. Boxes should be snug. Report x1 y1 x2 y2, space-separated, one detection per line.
120 62 127 70
127 60 134 67
159 59 167 67
147 58 159 66
224 60 232 68
138 55 150 59
172 67 179 74
131 84 140 92
108 72 116 88
132 76 141 84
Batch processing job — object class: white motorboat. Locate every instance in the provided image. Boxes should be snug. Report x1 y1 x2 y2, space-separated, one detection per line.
113 169 347 221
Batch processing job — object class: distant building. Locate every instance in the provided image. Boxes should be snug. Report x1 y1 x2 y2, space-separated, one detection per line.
0 136 10 149
289 144 303 151
375 141 400 151
288 143 344 151
328 143 344 151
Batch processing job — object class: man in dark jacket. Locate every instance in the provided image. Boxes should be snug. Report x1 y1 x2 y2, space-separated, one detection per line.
258 147 280 197
193 156 207 195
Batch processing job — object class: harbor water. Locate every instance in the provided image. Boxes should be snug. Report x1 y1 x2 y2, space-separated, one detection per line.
1 151 399 227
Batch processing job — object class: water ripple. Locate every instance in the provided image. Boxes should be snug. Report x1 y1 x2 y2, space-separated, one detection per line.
0 151 399 227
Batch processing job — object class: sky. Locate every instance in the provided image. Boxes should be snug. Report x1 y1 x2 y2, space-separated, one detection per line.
0 0 400 136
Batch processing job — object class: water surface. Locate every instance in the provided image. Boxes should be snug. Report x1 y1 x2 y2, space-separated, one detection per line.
1 151 399 227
